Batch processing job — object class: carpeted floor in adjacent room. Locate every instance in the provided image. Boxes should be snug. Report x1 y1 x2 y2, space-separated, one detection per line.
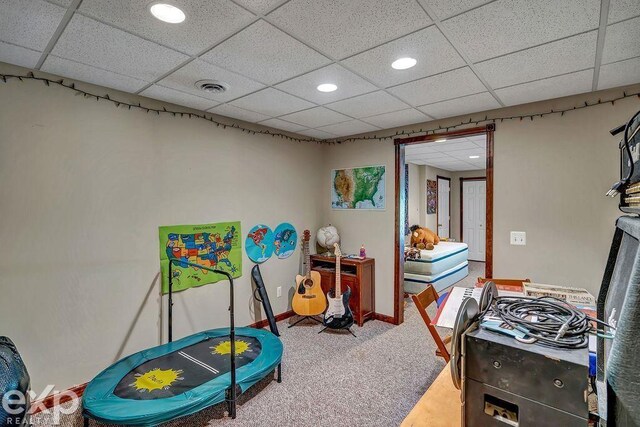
32 261 484 427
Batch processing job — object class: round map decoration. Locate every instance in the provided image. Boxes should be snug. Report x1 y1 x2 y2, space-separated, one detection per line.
273 223 297 259
245 224 274 263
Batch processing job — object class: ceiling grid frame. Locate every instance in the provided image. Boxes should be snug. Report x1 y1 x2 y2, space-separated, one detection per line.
1 0 638 139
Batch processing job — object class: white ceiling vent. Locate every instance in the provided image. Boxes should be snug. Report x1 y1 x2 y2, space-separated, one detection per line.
195 80 229 94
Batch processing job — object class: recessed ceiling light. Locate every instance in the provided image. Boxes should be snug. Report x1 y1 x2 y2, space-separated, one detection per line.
469 155 480 159
392 57 417 70
435 138 447 143
150 3 186 23
317 83 337 92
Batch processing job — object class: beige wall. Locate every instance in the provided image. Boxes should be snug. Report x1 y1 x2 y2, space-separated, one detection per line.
322 84 640 314
407 163 421 227
0 63 325 391
2 58 638 392
407 164 485 241
421 165 452 233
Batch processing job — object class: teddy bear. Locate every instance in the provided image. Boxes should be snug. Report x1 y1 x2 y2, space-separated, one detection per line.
409 225 440 250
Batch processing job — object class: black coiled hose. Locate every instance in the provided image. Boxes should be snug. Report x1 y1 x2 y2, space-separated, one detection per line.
491 296 592 349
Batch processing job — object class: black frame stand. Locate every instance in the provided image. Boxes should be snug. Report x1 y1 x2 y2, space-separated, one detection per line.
288 315 322 328
168 259 237 418
318 326 357 338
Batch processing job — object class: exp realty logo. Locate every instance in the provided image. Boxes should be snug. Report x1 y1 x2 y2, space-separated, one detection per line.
2 386 80 425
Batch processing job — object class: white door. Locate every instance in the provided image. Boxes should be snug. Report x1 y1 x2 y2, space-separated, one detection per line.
437 178 450 238
463 180 486 261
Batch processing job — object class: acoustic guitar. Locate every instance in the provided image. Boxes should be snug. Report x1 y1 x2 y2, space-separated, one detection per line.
323 243 354 330
291 230 327 316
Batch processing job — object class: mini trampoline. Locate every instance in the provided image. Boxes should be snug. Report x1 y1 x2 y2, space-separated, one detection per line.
82 261 283 426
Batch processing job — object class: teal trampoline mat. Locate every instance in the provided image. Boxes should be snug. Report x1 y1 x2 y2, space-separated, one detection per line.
83 327 282 426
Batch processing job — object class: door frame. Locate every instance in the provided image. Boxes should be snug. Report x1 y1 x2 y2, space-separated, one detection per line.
393 124 494 325
436 175 451 239
460 177 487 243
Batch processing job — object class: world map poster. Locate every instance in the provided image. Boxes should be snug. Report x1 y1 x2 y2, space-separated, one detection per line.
159 222 242 294
331 165 386 210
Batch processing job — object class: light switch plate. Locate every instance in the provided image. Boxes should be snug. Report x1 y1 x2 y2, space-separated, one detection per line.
510 231 526 246
277 286 282 297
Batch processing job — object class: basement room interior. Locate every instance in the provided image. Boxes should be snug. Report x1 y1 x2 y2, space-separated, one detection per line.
0 0 639 426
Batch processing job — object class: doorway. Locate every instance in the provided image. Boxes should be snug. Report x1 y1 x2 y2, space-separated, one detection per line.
437 176 451 239
394 124 495 325
461 178 486 262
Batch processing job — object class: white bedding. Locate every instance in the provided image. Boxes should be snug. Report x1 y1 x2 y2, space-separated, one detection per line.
405 241 468 276
404 260 469 294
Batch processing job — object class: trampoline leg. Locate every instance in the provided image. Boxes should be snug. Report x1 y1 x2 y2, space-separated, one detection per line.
83 416 89 427
226 387 237 419
276 363 282 383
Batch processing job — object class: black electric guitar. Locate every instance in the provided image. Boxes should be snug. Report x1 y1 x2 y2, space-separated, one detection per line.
323 243 354 330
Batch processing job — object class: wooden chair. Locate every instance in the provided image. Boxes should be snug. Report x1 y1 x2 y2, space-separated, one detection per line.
412 285 451 363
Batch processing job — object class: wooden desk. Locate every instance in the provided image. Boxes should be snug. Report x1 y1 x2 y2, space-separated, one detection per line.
401 363 461 427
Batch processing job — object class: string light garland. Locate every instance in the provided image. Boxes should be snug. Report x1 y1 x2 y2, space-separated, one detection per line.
1 72 639 144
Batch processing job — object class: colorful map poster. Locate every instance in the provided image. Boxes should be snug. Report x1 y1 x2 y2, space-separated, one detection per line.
331 165 386 210
159 222 242 294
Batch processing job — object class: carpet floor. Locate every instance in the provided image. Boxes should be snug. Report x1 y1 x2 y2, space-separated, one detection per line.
32 262 484 427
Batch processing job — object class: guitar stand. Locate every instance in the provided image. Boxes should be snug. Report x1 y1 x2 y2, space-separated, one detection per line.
288 315 323 328
318 326 357 338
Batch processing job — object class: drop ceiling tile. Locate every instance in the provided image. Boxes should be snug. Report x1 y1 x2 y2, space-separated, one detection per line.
316 120 380 137
475 31 597 89
608 0 640 24
201 20 330 85
468 161 487 169
495 69 593 106
342 26 465 87
157 59 265 103
428 0 494 20
0 0 66 51
267 0 431 59
449 149 485 160
208 103 271 123
602 17 640 64
140 85 219 111
233 0 284 14
41 55 149 92
467 134 486 144
442 0 600 63
388 67 485 106
280 107 351 128
52 15 188 82
418 92 500 119
79 0 255 55
361 108 429 129
438 141 478 152
326 91 409 119
276 64 377 104
597 57 640 90
411 153 455 161
45 0 73 6
259 118 308 133
297 129 336 140
0 42 41 69
230 88 315 117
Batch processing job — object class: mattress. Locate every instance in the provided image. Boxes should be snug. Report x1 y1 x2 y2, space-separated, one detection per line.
405 241 468 276
404 260 469 294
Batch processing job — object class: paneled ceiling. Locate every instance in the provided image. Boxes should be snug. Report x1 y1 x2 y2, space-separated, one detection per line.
405 134 486 171
1 0 639 140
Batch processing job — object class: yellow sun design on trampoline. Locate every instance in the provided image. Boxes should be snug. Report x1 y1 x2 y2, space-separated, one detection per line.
212 340 250 355
132 368 183 392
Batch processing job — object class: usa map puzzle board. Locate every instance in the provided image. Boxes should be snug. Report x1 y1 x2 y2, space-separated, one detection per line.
159 222 242 294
